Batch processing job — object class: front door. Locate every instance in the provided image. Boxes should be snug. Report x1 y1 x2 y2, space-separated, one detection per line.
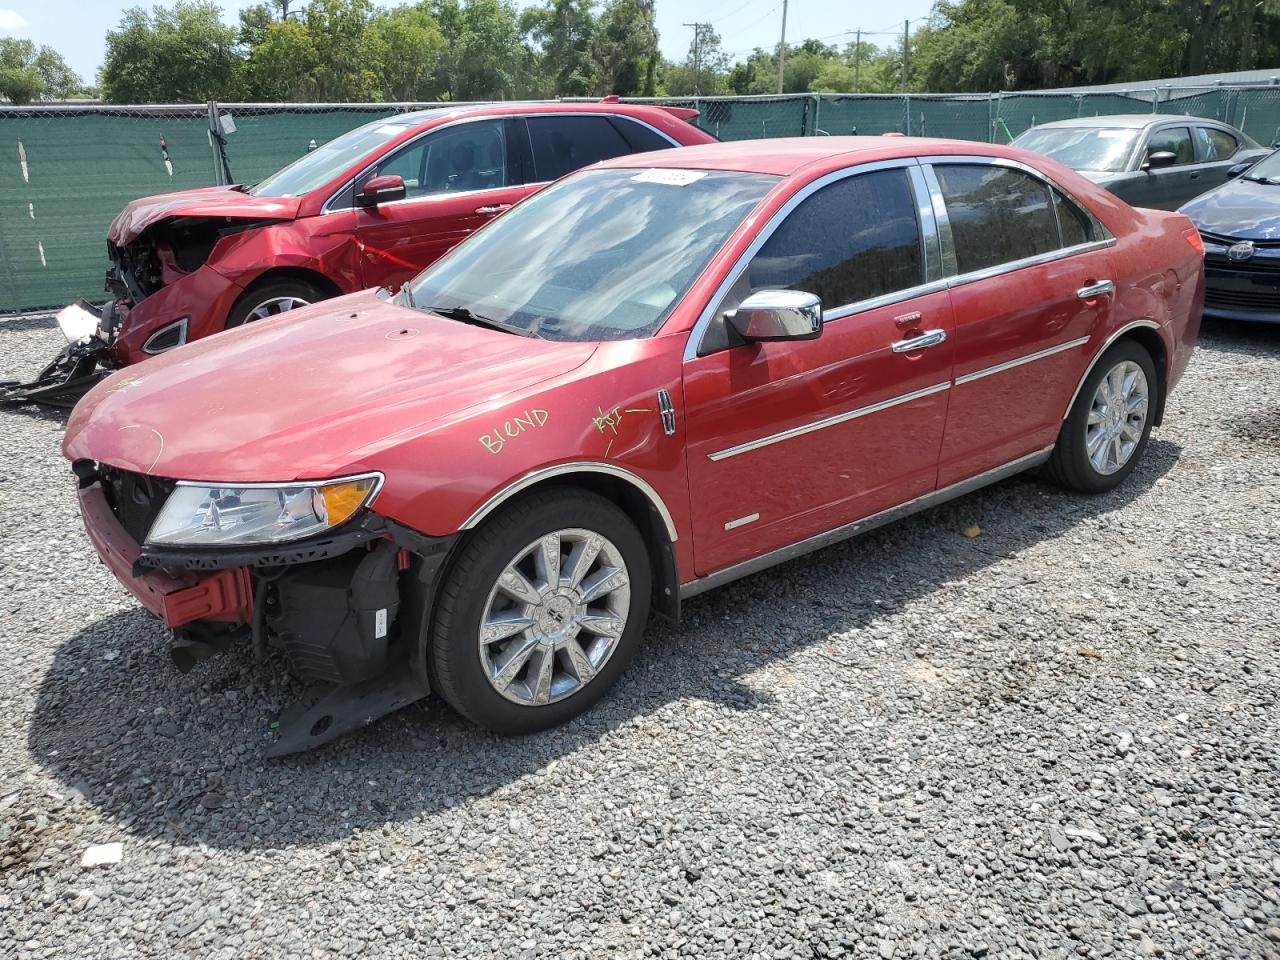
925 161 1117 486
353 118 532 290
683 165 955 576
1122 124 1200 210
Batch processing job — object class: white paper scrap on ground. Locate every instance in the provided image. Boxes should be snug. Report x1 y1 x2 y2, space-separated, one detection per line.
81 842 123 867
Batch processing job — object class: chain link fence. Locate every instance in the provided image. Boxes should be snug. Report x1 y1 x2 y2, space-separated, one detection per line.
3 83 1280 312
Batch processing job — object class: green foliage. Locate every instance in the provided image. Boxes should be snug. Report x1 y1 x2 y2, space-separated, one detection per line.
101 2 245 103
0 39 86 104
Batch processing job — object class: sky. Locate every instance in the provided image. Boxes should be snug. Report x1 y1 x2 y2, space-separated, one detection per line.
0 0 936 85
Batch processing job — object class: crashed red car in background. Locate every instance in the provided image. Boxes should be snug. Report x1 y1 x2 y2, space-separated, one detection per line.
2 99 712 405
64 138 1202 754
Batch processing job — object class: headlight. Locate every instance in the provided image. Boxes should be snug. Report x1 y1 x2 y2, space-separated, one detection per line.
146 473 382 547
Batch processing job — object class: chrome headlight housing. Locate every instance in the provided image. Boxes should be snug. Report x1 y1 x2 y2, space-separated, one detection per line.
145 473 382 547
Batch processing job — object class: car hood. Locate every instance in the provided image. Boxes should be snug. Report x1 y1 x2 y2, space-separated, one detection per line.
108 185 301 246
64 291 597 482
1179 178 1280 240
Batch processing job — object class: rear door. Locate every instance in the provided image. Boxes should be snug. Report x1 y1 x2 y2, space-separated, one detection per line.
682 162 955 575
924 159 1116 486
522 114 670 186
349 118 533 290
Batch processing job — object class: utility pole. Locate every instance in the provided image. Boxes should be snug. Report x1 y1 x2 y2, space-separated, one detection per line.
854 28 861 93
776 0 789 94
683 22 704 95
901 19 909 90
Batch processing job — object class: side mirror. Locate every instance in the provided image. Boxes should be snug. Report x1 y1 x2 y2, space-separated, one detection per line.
1142 150 1178 171
726 289 823 343
357 174 406 206
1227 162 1253 179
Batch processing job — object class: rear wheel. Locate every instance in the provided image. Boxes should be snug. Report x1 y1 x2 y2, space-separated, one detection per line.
225 278 327 330
1046 339 1156 493
428 489 651 734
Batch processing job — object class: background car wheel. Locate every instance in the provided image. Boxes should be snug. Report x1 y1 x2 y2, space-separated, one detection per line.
225 278 327 329
1046 339 1157 493
428 488 652 734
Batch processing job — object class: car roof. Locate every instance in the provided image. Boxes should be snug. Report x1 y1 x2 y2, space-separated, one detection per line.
376 100 692 128
594 136 1034 177
1030 114 1223 130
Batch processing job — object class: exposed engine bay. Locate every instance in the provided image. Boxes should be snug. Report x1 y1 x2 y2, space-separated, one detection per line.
106 216 266 306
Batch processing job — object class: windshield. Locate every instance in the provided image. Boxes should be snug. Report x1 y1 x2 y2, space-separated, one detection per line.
249 116 416 197
1243 149 1280 182
1012 127 1140 173
402 167 778 342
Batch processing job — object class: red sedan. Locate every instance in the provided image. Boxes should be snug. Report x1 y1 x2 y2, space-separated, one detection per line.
5 99 712 405
64 137 1203 753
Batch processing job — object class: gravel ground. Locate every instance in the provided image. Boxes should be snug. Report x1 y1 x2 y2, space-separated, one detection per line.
1 316 1278 960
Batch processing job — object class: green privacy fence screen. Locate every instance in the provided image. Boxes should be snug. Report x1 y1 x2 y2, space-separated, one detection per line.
2 84 1279 312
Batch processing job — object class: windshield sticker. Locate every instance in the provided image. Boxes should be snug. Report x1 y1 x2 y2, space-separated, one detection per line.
630 169 707 187
479 408 548 455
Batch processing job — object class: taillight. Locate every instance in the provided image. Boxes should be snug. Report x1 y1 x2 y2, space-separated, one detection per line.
1183 227 1205 256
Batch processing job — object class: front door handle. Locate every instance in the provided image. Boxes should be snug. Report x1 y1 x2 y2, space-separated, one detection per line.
476 203 512 215
891 329 947 353
1076 279 1115 300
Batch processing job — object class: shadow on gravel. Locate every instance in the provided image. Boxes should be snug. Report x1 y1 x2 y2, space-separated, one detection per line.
1199 316 1280 357
0 314 55 333
0 402 72 426
27 437 1181 852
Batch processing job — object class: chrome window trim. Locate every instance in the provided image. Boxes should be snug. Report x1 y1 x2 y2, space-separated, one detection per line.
821 279 950 323
943 237 1117 290
321 111 680 215
1060 319 1162 420
682 157 927 362
460 461 679 543
954 335 1091 386
680 444 1055 599
707 380 951 462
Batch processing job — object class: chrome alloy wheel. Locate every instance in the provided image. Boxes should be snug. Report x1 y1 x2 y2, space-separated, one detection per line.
1086 359 1149 475
246 295 312 322
478 529 631 706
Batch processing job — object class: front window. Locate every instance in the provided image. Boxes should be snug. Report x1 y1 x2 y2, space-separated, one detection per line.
249 116 419 198
1011 127 1139 174
1145 126 1195 166
401 167 778 342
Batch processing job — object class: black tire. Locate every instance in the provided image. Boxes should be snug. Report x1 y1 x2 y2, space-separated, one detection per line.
427 488 652 734
224 277 328 330
1045 339 1157 494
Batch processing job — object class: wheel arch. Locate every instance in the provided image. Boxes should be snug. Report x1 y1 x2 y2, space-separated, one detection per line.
1064 320 1170 426
458 464 682 621
234 266 345 302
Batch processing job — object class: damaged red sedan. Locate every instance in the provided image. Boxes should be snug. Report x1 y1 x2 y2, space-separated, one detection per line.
4 99 711 405
64 138 1203 754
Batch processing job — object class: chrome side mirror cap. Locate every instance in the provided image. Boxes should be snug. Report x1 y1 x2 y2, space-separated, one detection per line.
726 289 823 343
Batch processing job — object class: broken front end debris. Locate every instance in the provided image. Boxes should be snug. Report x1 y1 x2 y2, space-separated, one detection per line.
0 300 116 407
72 461 456 756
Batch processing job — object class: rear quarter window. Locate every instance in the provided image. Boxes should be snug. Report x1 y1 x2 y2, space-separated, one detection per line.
527 115 634 182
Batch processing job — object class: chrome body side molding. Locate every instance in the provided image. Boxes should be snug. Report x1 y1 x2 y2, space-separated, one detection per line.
955 336 1091 386
460 461 680 543
679 444 1054 600
707 381 951 462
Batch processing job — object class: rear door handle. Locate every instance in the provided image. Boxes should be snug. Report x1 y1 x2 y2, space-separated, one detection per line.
476 203 512 215
891 329 947 353
1076 279 1115 300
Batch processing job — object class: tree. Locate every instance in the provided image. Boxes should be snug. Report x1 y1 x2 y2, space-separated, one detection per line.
370 6 447 101
243 18 318 100
591 0 658 96
427 0 535 101
100 2 245 103
0 39 85 104
522 0 596 96
661 24 729 96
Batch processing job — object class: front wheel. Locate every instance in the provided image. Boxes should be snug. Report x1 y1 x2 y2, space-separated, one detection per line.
1046 339 1157 493
224 278 327 330
427 489 651 734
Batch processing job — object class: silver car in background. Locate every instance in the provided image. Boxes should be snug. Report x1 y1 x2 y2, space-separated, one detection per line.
1012 114 1269 210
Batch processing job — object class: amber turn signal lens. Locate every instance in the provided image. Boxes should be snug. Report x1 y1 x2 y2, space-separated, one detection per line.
318 476 379 526
1183 228 1204 256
